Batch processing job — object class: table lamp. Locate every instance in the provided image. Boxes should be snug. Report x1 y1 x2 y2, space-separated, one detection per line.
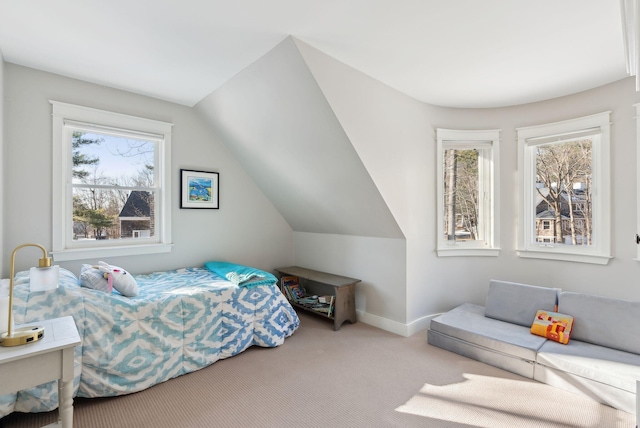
0 243 52 347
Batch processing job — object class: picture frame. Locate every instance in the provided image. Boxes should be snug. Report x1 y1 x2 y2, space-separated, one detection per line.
180 169 219 209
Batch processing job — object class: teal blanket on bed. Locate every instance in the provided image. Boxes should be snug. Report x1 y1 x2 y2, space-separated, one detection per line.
204 261 277 287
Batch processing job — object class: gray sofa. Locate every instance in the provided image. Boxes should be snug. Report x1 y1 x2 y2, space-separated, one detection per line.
427 280 640 415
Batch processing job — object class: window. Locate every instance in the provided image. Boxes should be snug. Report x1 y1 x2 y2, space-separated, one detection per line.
516 112 611 265
436 128 500 256
635 103 640 261
51 101 173 261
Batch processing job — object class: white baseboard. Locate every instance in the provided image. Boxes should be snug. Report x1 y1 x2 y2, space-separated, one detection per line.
356 310 441 337
407 314 440 336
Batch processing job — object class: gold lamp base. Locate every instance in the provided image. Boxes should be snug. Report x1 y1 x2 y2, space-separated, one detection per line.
0 326 45 347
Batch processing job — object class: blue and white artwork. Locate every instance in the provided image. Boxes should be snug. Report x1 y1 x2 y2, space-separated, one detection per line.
181 169 219 209
188 176 212 202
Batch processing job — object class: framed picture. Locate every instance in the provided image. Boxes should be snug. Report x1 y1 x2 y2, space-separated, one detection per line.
180 169 219 209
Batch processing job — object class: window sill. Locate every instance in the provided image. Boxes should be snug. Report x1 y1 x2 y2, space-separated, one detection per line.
52 243 173 262
517 249 611 265
437 247 500 257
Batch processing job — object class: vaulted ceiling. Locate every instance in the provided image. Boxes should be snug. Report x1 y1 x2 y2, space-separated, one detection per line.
0 1 627 108
195 37 405 239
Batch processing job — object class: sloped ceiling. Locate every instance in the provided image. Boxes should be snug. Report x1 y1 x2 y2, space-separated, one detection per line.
195 37 403 239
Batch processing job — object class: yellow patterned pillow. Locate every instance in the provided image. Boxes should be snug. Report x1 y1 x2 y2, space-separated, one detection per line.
531 310 574 345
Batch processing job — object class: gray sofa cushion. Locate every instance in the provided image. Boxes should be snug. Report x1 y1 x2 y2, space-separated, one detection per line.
484 280 558 327
430 303 548 361
558 292 640 354
536 339 640 393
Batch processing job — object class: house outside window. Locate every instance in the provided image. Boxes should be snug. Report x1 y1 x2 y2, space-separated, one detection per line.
436 128 500 257
51 101 173 261
517 112 611 265
119 191 154 239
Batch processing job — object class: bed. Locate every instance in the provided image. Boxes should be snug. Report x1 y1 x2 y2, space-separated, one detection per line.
0 263 300 417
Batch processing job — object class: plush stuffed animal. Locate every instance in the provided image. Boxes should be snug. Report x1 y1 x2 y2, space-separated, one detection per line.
97 261 139 297
79 262 139 297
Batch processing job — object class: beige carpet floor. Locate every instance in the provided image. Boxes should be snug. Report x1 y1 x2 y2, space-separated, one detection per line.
0 311 635 427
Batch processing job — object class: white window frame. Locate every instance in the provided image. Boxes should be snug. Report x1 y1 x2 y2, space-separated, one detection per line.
51 101 173 261
436 128 500 257
635 103 640 261
516 112 611 265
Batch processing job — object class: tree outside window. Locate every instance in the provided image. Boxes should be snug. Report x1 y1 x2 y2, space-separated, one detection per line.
534 139 592 246
71 131 156 242
443 148 480 242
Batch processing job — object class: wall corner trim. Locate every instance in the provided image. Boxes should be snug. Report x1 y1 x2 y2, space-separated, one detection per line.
356 310 439 337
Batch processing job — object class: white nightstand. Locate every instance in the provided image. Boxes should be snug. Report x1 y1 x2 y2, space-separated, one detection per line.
0 316 81 428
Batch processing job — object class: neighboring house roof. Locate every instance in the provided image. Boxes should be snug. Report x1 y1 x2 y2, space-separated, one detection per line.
535 187 572 206
534 187 549 207
119 191 151 218
536 209 569 220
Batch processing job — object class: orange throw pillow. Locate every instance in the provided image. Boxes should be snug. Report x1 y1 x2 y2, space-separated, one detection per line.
531 310 574 345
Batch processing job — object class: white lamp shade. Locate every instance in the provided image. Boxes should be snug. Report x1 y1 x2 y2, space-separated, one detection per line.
30 265 60 292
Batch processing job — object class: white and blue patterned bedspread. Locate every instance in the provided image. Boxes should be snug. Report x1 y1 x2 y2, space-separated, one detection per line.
0 267 299 416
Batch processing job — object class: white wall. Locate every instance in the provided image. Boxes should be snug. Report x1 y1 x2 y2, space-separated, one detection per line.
195 37 403 239
2 64 294 276
296 39 436 332
195 37 640 335
426 77 640 310
293 232 407 332
195 37 409 328
295 38 640 333
5 45 639 337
